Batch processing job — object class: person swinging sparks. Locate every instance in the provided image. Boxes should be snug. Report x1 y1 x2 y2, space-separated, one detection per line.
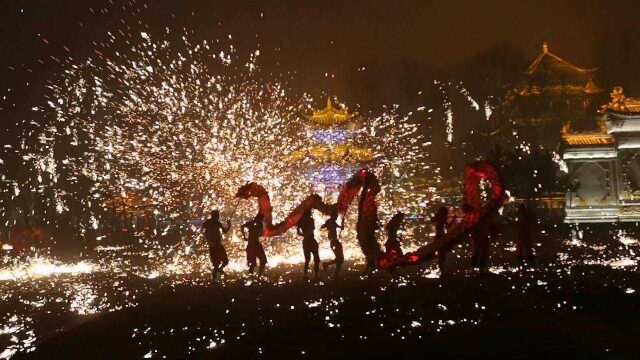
242 214 267 275
202 210 231 281
321 208 344 279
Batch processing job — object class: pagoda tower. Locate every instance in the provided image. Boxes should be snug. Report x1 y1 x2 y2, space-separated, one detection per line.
285 98 374 192
503 42 606 149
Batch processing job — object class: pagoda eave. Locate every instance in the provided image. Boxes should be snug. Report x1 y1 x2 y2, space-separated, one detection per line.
562 133 615 146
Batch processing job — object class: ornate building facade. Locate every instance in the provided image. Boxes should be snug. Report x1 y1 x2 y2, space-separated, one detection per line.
563 87 640 222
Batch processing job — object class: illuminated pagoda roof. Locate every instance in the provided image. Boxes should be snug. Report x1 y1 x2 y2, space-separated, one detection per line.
519 42 602 95
584 78 603 95
527 42 597 77
562 119 613 146
601 86 640 114
308 98 356 126
562 133 614 146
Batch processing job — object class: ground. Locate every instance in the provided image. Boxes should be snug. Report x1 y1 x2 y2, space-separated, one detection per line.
15 263 639 360
2 223 639 359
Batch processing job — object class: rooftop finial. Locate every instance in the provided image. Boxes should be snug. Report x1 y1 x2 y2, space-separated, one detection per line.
309 97 355 126
543 41 549 53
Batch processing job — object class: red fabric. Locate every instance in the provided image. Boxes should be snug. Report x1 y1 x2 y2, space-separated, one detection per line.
236 183 273 225
463 161 504 214
337 169 370 215
236 169 381 238
378 161 506 269
336 169 380 233
236 184 331 237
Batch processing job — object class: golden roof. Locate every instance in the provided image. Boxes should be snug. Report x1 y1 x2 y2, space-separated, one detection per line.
517 84 601 96
284 144 374 165
601 86 640 114
309 98 355 126
584 78 603 94
562 133 614 146
521 42 603 95
527 42 597 77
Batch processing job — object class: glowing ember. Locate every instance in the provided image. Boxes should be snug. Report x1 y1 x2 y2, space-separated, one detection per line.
0 258 95 281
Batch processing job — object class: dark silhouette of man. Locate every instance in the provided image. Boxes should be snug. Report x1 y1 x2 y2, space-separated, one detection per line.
431 206 449 273
357 181 382 271
297 210 320 279
202 210 231 280
385 212 405 256
470 226 489 270
242 214 267 275
470 207 499 272
321 209 344 278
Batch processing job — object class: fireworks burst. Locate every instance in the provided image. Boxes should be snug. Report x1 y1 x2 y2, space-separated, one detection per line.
1 28 434 261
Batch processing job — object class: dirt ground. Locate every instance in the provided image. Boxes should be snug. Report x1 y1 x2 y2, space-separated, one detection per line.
18 261 639 360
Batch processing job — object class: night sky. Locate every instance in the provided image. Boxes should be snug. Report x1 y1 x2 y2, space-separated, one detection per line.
1 0 639 129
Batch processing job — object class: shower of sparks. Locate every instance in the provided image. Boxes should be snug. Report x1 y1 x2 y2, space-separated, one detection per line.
456 82 480 111
445 109 453 144
484 100 493 121
0 28 434 276
434 81 453 144
0 257 95 281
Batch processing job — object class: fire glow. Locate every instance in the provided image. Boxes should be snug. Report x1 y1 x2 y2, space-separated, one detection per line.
0 258 95 282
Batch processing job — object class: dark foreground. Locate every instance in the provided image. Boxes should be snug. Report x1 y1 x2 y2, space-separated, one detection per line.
18 264 639 360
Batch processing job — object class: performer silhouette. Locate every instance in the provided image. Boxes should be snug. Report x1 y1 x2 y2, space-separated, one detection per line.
470 207 498 272
202 210 231 280
357 180 382 271
242 214 267 275
430 206 450 273
321 209 344 278
297 210 320 279
385 212 405 256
